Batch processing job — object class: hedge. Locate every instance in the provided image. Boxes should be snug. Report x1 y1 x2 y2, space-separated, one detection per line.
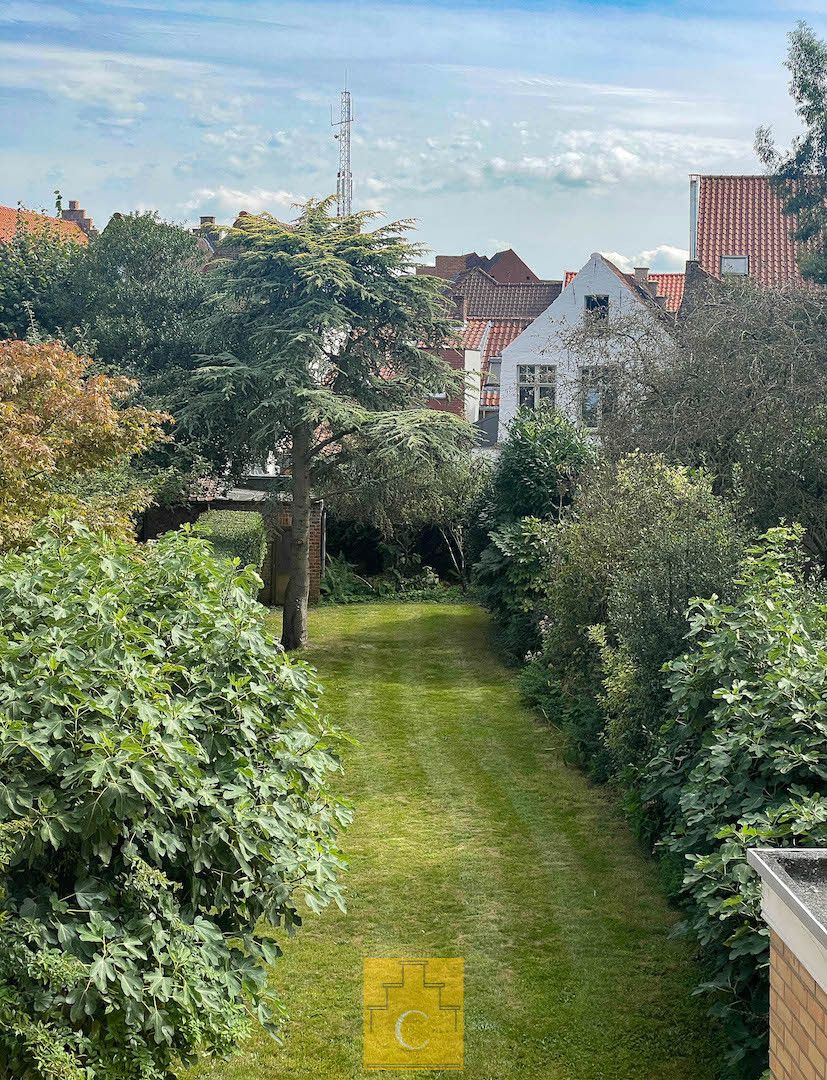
193 509 268 573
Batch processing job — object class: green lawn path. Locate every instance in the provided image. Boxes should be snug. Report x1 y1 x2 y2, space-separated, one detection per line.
187 603 720 1080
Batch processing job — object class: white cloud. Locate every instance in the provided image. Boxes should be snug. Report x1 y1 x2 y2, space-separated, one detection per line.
0 2 78 26
601 245 689 273
0 41 213 131
182 186 305 216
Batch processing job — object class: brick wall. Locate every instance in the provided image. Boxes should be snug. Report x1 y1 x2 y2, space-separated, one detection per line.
271 501 324 604
141 498 325 607
769 931 827 1078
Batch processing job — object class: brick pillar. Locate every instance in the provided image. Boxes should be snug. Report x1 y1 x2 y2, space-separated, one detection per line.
769 932 827 1079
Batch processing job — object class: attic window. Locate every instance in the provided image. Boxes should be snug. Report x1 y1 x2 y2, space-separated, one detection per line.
720 255 749 276
486 358 501 386
584 294 609 319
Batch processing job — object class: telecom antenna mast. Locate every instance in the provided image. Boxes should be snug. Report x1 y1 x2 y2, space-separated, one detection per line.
332 87 353 217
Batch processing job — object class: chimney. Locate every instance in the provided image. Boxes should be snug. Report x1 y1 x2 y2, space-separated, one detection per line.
633 267 649 285
61 198 94 235
200 215 216 227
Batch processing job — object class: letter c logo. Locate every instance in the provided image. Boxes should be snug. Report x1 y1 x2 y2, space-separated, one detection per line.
395 1009 430 1051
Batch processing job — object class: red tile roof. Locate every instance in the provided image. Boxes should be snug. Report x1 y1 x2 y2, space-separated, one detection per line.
475 318 534 409
695 175 804 288
564 266 684 312
482 319 532 366
453 319 487 350
455 267 561 319
0 205 88 245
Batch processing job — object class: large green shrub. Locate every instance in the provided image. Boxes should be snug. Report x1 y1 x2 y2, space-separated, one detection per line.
474 408 594 660
490 405 597 524
474 517 556 661
0 521 349 1080
193 509 268 573
524 455 743 784
644 528 827 1076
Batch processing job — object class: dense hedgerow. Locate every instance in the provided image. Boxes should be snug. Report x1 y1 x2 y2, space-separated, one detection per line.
0 521 350 1080
193 508 268 574
522 454 744 787
473 408 594 662
644 528 827 1075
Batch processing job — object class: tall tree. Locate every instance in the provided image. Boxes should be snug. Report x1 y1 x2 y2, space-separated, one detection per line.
756 21 827 283
0 211 83 339
185 200 475 648
57 213 222 482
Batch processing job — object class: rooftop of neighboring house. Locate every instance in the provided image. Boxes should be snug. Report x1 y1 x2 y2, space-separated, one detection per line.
692 174 807 288
457 316 534 409
563 266 685 313
0 201 92 244
454 267 562 320
417 248 545 284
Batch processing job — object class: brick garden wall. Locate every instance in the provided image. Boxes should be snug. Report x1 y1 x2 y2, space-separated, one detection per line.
770 931 827 1078
142 499 325 606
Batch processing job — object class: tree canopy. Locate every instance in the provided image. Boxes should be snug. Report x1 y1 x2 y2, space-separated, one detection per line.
0 339 167 550
185 200 476 646
756 21 827 283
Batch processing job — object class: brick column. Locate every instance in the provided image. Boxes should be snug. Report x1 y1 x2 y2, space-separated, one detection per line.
769 932 827 1079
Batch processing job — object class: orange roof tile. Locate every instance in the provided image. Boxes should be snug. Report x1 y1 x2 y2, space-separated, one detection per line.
454 319 487 350
695 175 805 288
482 319 532 366
0 206 88 245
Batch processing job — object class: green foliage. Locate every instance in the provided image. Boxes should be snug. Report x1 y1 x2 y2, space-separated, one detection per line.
756 22 827 284
524 454 744 782
0 521 349 1080
644 527 827 1075
185 202 469 471
327 454 490 585
474 408 594 661
184 201 475 647
56 213 220 483
0 215 82 339
320 555 462 605
193 509 268 575
490 405 597 524
474 517 556 661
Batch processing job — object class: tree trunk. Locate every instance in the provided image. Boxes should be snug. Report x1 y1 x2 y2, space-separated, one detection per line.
282 422 313 650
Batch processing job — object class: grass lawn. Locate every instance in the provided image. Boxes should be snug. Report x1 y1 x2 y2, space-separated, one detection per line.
187 603 720 1079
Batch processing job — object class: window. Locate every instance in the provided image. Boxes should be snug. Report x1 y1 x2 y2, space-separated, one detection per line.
517 364 556 409
720 255 749 276
580 366 615 428
486 357 501 386
584 294 610 319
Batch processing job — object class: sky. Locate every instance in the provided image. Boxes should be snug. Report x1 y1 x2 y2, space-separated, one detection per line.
0 0 824 279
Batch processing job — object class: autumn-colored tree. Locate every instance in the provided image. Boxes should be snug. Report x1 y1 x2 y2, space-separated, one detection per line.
0 340 168 548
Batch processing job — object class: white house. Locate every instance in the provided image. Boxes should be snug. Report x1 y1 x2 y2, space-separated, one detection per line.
496 253 681 442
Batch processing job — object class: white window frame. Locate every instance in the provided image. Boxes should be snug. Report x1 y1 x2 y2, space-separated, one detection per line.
579 366 615 428
517 364 556 409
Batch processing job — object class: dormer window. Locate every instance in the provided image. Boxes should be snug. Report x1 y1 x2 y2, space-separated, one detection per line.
720 255 749 276
584 294 609 319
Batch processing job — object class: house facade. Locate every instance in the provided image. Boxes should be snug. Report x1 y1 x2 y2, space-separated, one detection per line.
497 253 679 442
417 251 561 434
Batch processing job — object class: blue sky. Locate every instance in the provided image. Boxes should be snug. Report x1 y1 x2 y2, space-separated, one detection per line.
0 0 823 277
